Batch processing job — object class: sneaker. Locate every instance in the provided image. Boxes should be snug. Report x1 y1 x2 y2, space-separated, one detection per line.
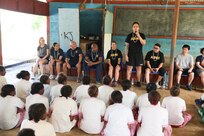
186 84 192 91
49 75 55 80
176 83 180 88
136 82 141 87
112 81 118 87
96 81 101 85
156 83 162 89
76 78 81 83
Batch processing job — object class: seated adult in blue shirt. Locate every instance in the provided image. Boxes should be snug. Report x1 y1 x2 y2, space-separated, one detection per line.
83 43 103 84
63 41 83 83
49 42 65 80
195 47 204 87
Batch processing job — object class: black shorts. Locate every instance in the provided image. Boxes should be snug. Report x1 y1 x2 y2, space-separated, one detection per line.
176 68 193 75
126 55 144 66
145 67 166 76
69 61 78 68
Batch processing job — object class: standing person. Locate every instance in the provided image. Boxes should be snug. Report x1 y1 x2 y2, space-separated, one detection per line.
63 41 83 83
83 43 103 84
106 41 122 86
14 70 32 102
162 86 192 127
49 42 64 80
33 37 50 78
175 44 194 91
20 103 56 136
0 85 25 130
125 22 146 87
78 85 106 134
49 85 78 133
0 65 7 93
144 43 166 88
195 47 204 87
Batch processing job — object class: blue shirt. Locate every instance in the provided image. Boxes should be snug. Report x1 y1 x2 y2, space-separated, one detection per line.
66 47 83 64
85 49 103 62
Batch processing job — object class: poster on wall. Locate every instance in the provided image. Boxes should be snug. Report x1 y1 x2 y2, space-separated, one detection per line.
58 8 79 51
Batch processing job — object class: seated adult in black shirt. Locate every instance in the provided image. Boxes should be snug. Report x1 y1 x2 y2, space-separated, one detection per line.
83 43 103 84
195 47 204 87
106 41 122 86
145 43 166 88
63 41 83 82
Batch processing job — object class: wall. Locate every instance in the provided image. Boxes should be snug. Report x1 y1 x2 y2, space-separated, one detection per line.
50 2 204 64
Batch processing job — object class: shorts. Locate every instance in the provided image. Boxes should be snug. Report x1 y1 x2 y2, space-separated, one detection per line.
145 67 166 76
176 68 193 75
196 69 204 75
126 54 144 66
69 61 78 68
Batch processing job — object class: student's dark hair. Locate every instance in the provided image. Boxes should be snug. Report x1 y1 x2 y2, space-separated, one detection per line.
16 70 30 79
154 43 161 48
111 90 123 103
102 75 112 85
57 73 67 84
148 91 161 105
132 21 139 26
88 85 98 97
121 79 131 91
1 84 15 97
31 82 44 95
61 85 72 99
182 44 190 50
28 103 46 123
146 83 157 93
0 65 5 73
53 42 58 47
200 47 204 54
40 74 49 84
112 41 117 44
82 76 90 85
170 86 180 96
17 129 35 136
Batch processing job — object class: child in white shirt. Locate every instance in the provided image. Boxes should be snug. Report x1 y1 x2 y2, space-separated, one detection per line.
136 83 157 110
25 82 49 119
40 74 51 103
50 85 78 132
137 91 171 136
20 103 56 136
14 70 32 102
121 79 137 109
0 84 25 130
103 91 135 136
0 65 7 93
50 73 68 102
98 75 114 107
79 85 106 134
162 86 192 127
73 76 90 104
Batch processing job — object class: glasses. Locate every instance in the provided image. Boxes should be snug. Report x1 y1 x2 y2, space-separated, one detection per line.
154 47 159 50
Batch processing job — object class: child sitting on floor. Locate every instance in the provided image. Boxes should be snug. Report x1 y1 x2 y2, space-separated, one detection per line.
162 86 192 127
98 75 114 107
0 84 25 130
49 85 78 133
40 74 51 103
0 65 7 93
20 103 56 136
17 128 35 136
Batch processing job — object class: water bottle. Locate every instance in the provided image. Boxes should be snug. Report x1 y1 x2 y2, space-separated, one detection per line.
131 78 134 86
163 72 166 89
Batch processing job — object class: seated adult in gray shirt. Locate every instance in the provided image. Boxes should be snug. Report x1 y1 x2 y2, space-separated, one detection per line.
175 44 194 91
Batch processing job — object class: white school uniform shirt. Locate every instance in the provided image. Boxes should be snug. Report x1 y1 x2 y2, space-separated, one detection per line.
98 85 114 106
0 76 7 93
43 84 51 103
121 90 137 109
136 93 150 109
49 97 78 132
74 84 90 104
50 84 64 102
104 103 134 136
137 104 168 136
162 96 186 126
20 119 56 136
14 79 31 101
79 97 106 134
0 95 24 130
25 94 49 119
201 93 204 101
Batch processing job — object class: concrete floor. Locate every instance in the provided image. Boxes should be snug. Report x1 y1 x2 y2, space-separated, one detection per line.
0 63 204 136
